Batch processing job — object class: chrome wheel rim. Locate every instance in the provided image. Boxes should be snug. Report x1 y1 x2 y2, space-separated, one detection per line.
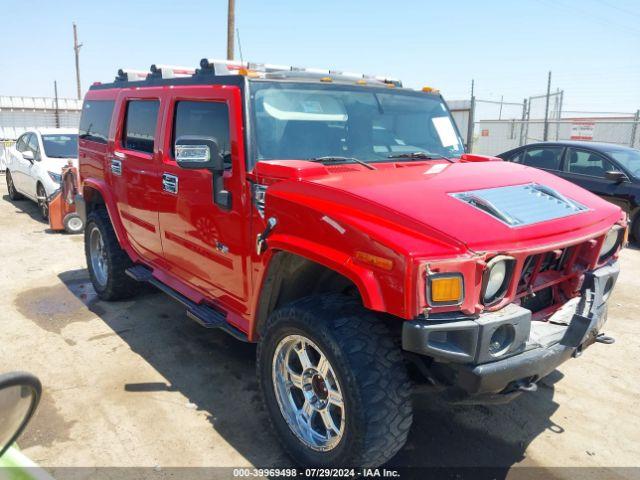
272 334 346 451
89 227 108 286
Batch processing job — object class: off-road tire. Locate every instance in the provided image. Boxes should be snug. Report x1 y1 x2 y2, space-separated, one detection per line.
257 294 413 467
6 171 24 200
85 208 138 300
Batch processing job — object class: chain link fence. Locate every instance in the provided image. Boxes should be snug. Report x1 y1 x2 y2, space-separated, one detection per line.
472 119 640 156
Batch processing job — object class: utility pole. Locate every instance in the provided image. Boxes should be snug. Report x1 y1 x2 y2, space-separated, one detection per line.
543 70 551 141
73 23 83 100
227 0 235 60
54 81 60 128
466 79 475 152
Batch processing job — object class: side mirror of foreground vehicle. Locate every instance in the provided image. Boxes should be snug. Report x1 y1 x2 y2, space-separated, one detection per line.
605 170 629 183
0 372 41 458
21 151 35 163
175 136 223 171
175 136 231 209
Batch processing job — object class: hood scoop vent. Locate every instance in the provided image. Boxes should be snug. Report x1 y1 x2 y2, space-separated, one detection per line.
450 183 588 227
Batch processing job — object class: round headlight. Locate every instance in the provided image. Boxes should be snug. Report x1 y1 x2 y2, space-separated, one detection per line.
484 261 507 301
599 228 621 261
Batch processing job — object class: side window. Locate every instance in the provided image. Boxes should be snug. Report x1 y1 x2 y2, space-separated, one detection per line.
565 148 618 178
521 147 563 170
79 100 115 144
173 100 231 168
15 134 28 152
508 151 523 163
27 134 40 156
123 100 160 154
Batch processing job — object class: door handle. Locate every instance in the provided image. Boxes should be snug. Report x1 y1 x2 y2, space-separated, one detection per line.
162 173 178 194
110 158 122 176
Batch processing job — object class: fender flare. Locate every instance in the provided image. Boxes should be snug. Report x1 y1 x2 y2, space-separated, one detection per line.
265 233 386 312
82 178 139 261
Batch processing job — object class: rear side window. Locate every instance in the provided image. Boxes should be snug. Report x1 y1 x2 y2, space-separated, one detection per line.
522 147 563 170
173 101 231 167
79 100 115 144
123 100 160 154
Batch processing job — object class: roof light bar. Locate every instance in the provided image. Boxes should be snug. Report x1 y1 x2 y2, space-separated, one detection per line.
150 64 196 79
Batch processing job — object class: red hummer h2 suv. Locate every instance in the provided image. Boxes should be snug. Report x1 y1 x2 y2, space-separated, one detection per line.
77 60 625 467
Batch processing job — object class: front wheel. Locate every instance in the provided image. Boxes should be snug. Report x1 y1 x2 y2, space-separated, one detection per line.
257 295 413 467
36 183 48 220
85 209 138 300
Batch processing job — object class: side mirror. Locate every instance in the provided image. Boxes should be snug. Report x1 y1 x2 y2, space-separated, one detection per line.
0 372 41 458
174 136 231 209
174 136 224 171
605 171 628 183
22 151 35 163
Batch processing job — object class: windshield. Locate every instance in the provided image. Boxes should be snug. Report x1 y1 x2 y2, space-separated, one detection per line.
42 134 78 158
250 82 464 165
606 148 640 178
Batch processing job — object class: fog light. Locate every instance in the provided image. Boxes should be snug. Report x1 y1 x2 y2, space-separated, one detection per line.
489 324 515 357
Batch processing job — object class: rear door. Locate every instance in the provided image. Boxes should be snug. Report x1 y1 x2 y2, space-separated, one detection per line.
9 133 31 193
519 146 564 174
561 147 630 212
157 86 250 311
110 91 163 261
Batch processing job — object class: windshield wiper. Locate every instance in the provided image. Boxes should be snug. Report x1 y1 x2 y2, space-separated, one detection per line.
388 151 452 162
309 156 376 170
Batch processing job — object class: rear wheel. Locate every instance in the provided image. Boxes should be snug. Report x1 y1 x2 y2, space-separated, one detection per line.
257 295 413 467
85 208 138 300
36 183 48 220
6 171 24 200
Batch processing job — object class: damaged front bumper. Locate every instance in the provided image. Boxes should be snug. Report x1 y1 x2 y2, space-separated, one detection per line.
402 261 620 403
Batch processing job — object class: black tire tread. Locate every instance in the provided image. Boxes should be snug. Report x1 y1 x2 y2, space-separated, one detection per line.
6 171 24 200
257 294 413 467
85 208 138 300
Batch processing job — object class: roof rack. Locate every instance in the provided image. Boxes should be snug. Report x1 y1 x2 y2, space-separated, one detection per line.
115 69 148 82
110 58 403 87
149 64 196 79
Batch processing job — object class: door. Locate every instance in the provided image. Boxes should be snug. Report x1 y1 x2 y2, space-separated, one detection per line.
24 133 42 199
110 93 163 261
158 87 249 310
9 134 31 193
561 147 630 212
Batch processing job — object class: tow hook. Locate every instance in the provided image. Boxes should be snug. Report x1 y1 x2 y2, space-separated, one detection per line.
515 381 538 393
256 217 277 255
595 333 615 345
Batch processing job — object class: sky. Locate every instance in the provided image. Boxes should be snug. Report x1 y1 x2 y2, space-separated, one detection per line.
0 0 638 119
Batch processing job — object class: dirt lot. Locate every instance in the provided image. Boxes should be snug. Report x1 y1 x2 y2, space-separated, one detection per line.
1 173 639 477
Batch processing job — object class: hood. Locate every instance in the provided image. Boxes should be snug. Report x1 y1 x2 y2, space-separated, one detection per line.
261 160 622 253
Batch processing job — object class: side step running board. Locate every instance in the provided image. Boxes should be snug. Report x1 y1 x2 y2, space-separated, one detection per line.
125 265 248 342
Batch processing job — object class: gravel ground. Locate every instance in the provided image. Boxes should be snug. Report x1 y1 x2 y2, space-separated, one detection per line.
0 174 638 478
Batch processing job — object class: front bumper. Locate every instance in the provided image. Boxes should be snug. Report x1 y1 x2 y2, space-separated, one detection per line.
402 261 619 402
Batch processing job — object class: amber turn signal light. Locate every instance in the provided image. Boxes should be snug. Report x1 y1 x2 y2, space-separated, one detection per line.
354 251 394 271
428 274 463 305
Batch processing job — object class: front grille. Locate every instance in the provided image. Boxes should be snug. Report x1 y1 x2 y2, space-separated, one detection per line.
518 246 576 294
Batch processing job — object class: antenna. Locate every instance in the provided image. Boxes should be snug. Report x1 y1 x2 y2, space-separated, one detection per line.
236 28 244 63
